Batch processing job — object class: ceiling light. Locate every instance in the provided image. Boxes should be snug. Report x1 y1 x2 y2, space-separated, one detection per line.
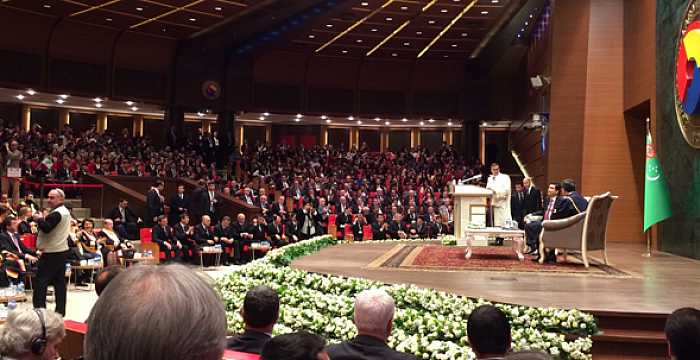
296 113 303 119
197 112 205 117
428 20 435 24
481 11 489 15
294 118 301 122
131 106 139 111
341 50 348 54
441 9 448 13
189 18 196 22
384 121 390 125
215 6 222 11
125 101 134 106
308 34 316 39
136 7 143 11
259 116 265 120
263 112 270 116
95 103 103 108
529 14 533 18
15 94 25 100
106 18 113 22
93 97 103 102
326 24 333 28
374 117 381 121
43 4 51 8
26 89 36 95
325 119 332 123
391 53 398 57
56 99 65 104
491 0 499 3
361 1 369 5
357 120 362 125
348 116 354 121
447 121 453 126
371 28 378 32
321 115 328 120
403 42 410 46
461 32 468 37
162 27 167 32
386 17 392 21
416 31 423 35
524 21 529 26
419 121 425 126
356 39 363 43
402 118 408 122
443 55 449 58
451 44 458 47
428 118 435 123
59 94 69 99
482 121 488 126
401 6 408 10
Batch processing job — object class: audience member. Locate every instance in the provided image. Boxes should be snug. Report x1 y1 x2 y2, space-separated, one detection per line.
85 265 227 360
261 331 330 360
94 265 123 296
0 308 65 360
0 216 38 284
227 285 280 354
152 215 182 262
504 351 553 360
467 305 512 359
664 307 700 360
106 199 141 240
327 289 417 360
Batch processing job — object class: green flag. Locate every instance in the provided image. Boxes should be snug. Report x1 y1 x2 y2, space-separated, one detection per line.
644 131 672 231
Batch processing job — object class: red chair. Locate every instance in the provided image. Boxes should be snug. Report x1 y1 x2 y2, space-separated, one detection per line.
362 225 373 241
329 214 337 226
21 234 37 250
140 228 152 243
223 350 261 360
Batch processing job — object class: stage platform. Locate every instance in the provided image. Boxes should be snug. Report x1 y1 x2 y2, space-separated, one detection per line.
292 241 700 315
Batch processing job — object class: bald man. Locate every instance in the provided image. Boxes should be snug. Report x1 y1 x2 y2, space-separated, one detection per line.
32 188 71 316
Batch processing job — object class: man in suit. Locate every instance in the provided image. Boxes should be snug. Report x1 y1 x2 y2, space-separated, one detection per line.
388 213 407 239
194 215 216 266
522 177 543 217
267 215 287 248
227 285 279 354
352 214 368 241
557 178 589 218
371 214 389 240
0 216 38 284
467 305 512 360
409 217 428 239
189 180 207 225
107 199 142 240
169 184 189 226
511 183 526 229
271 195 288 221
213 216 235 265
284 213 301 244
327 289 417 360
151 215 181 262
203 181 221 223
429 214 448 238
231 213 253 264
524 182 567 261
146 181 165 227
173 213 196 264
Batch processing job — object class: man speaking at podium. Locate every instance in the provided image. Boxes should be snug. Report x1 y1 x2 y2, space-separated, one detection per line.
486 163 512 229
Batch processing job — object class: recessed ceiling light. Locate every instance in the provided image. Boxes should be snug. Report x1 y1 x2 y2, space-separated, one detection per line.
294 118 301 122
59 94 69 99
189 18 196 22
403 42 410 46
481 11 489 15
374 117 381 121
529 14 534 18
386 17 392 21
453 0 460 2
15 94 25 100
93 97 103 102
371 28 378 32
136 7 143 11
402 118 408 122
416 31 423 35
361 1 369 5
441 8 448 13
125 101 134 106
401 6 408 10
357 120 362 125
196 112 205 117
131 106 139 111
384 121 390 125
95 103 103 108
491 0 499 3
524 21 529 26
259 116 265 120
428 118 435 123
419 121 425 126
356 39 363 43
321 115 328 120
326 24 333 28
341 50 348 54
447 121 453 126
325 119 332 123
56 99 65 104
461 32 468 37
214 6 222 11
451 44 458 48
26 89 36 95
162 27 167 32
105 18 113 22
391 53 398 57
263 112 270 116
296 113 303 118
308 34 316 39
443 55 449 58
43 4 51 8
428 20 435 24
348 116 354 121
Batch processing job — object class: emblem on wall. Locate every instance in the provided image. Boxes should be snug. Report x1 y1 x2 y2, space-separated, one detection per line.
675 0 700 148
202 81 221 101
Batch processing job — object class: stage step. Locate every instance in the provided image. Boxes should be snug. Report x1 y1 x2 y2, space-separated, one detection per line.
72 207 91 220
591 311 668 359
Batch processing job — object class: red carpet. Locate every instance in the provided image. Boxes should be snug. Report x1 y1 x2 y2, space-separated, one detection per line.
406 245 632 277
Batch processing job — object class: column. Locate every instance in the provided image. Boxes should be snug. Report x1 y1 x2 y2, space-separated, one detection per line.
321 126 329 146
96 113 108 134
202 119 212 134
58 109 70 132
133 115 144 137
380 129 389 151
265 125 272 144
411 128 420 147
21 105 31 133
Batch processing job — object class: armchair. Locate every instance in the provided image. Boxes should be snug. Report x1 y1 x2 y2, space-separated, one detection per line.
538 192 616 267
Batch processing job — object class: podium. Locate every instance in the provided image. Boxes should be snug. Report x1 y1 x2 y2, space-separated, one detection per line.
453 184 492 245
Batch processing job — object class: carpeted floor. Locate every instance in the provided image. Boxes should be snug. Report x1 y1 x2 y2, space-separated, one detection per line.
370 244 638 278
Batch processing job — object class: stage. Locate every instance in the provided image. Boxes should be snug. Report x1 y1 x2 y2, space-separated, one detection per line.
291 241 700 315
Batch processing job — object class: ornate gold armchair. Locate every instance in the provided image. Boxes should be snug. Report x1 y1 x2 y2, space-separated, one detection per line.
538 192 616 267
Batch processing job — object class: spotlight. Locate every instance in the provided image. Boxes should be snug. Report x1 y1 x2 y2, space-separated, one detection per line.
26 89 36 95
56 99 65 104
15 94 25 100
131 106 139 111
125 101 134 106
59 94 70 99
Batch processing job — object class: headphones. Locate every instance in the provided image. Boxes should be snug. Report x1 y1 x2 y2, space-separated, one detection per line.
30 309 47 356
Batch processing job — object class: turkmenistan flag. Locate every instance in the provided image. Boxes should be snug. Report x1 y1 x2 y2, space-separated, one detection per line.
644 131 672 231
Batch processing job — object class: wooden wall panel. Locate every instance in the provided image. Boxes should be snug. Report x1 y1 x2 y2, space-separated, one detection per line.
49 21 118 64
0 9 53 55
623 0 656 110
547 0 590 184
581 0 642 242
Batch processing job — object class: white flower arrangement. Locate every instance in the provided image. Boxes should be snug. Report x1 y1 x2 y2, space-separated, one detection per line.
217 235 596 360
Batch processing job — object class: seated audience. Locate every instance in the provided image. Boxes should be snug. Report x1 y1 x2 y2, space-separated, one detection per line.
467 305 512 359
327 288 417 360
78 218 101 258
85 265 228 360
94 265 123 296
17 207 33 235
261 331 330 360
174 213 197 264
152 215 182 262
67 218 98 286
97 219 135 265
664 307 700 360
106 199 141 240
268 215 287 248
0 216 38 284
0 307 65 360
232 213 253 263
213 215 235 265
227 285 280 354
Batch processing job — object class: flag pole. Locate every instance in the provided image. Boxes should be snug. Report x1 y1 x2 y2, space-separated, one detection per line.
643 117 653 258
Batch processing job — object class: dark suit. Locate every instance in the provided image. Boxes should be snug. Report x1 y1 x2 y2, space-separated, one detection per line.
146 190 164 226
511 191 526 229
169 193 190 225
284 220 301 243
151 225 180 261
524 196 568 251
203 190 221 222
267 222 286 247
352 221 368 241
189 187 207 223
174 222 196 263
388 220 404 239
226 330 271 355
214 224 234 264
552 191 588 220
18 220 32 235
372 222 389 240
523 186 543 216
107 206 140 240
409 222 428 239
429 222 448 238
327 335 417 360
0 231 37 283
193 224 214 246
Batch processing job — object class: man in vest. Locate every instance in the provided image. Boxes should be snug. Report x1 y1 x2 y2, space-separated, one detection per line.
32 188 71 316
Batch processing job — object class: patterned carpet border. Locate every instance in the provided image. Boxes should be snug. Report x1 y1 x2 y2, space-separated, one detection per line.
367 244 641 279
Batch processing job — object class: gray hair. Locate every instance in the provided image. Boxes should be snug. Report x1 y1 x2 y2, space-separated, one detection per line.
85 264 227 360
353 289 395 337
50 188 65 199
0 307 65 357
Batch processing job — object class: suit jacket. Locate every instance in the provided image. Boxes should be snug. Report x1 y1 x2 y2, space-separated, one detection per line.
203 191 221 218
18 220 32 235
146 190 164 223
151 225 173 247
523 186 543 216
372 222 389 240
226 330 271 355
327 335 417 360
174 222 195 247
189 187 207 217
214 224 234 243
107 206 139 224
250 223 267 241
551 191 588 220
511 191 526 222
410 223 428 238
169 194 190 219
0 231 36 258
267 223 284 241
429 222 447 238
193 224 214 245
387 220 404 239
284 221 301 240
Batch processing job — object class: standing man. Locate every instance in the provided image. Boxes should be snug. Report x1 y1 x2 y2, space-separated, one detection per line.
485 163 512 228
204 181 220 223
169 184 189 226
32 189 70 316
522 177 543 218
511 182 526 229
146 181 165 227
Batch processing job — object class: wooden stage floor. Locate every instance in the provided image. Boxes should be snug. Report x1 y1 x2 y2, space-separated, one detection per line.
292 242 700 314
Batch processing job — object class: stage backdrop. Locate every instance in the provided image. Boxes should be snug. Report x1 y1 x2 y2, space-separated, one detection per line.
657 0 700 259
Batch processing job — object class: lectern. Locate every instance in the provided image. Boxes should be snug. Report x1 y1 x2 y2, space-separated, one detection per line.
453 184 492 245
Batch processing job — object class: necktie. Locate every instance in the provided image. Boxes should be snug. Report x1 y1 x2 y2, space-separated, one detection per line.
11 233 22 254
545 199 555 220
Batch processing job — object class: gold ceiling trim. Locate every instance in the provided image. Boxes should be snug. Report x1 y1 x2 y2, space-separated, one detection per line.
367 0 437 57
69 0 122 17
142 0 225 18
213 0 248 7
130 0 206 29
315 0 397 53
417 0 477 58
